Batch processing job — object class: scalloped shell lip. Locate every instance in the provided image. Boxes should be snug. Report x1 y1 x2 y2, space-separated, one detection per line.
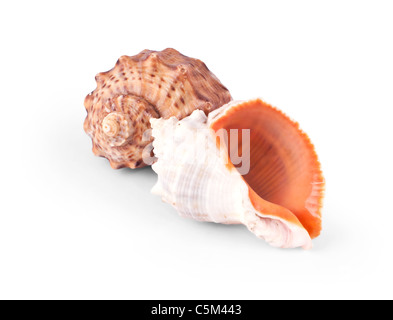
209 98 325 239
84 48 232 169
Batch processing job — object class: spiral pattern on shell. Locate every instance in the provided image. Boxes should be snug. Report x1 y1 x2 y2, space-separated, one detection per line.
84 48 232 169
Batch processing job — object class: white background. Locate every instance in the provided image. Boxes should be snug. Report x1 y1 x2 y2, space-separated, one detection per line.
1 0 392 300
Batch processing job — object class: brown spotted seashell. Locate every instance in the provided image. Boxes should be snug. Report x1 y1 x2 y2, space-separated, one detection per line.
84 48 232 169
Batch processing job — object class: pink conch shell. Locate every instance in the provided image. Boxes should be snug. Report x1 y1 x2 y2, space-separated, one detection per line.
151 99 324 249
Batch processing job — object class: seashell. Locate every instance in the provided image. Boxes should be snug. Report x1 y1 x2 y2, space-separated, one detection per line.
84 48 232 169
150 99 324 249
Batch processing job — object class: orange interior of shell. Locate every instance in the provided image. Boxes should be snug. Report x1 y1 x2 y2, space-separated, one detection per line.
211 99 324 238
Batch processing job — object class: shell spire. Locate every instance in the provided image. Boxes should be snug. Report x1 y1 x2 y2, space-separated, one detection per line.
151 99 324 249
84 48 232 169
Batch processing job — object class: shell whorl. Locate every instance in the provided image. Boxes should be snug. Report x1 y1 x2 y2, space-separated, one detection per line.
101 111 135 147
84 48 232 169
